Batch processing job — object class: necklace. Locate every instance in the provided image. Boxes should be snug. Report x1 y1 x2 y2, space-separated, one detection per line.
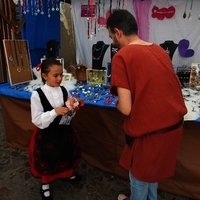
23 41 31 71
14 40 22 72
5 40 14 62
10 40 21 72
16 40 25 71
166 47 170 54
92 44 105 60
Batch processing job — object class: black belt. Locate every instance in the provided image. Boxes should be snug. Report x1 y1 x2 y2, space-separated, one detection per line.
125 118 184 147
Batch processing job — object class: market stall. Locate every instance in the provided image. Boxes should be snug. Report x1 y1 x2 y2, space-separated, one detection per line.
0 82 200 199
1 0 200 199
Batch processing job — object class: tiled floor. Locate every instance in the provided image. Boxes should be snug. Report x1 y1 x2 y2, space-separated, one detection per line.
0 108 195 200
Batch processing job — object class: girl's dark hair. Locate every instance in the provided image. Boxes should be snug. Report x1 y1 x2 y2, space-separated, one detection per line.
106 9 138 36
41 57 62 84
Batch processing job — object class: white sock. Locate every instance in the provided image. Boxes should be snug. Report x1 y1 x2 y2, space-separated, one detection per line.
42 184 49 190
70 175 76 179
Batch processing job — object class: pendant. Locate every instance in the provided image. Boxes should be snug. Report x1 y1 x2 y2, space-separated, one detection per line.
9 56 13 62
166 48 170 54
17 67 21 72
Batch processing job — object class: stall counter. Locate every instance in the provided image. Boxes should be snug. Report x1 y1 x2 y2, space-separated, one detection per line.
0 82 200 199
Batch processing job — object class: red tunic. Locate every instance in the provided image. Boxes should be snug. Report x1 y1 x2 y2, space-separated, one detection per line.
110 43 187 182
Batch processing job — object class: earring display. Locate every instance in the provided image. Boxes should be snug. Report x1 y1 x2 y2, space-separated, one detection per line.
87 69 107 85
3 39 33 85
189 63 200 90
176 65 191 88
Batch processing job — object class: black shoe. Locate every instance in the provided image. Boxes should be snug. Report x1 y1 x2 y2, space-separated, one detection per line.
61 175 82 182
40 187 53 200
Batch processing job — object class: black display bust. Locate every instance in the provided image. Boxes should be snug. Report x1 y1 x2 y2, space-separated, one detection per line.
160 40 178 60
46 39 59 58
92 41 109 70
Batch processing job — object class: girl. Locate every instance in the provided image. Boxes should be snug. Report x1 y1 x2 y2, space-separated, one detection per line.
29 58 81 200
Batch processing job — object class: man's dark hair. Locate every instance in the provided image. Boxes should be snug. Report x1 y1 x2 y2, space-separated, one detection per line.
106 9 138 36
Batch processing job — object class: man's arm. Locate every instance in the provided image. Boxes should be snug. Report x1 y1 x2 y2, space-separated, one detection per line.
115 87 132 116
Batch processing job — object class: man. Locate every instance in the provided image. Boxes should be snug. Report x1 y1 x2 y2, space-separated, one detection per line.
106 9 187 200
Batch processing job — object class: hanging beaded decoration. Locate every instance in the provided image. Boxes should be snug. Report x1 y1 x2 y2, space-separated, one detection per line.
19 0 59 17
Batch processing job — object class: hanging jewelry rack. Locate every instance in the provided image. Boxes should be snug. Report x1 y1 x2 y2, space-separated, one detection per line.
19 0 60 18
3 39 33 85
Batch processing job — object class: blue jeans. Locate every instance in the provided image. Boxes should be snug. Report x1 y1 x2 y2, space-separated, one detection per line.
129 171 158 200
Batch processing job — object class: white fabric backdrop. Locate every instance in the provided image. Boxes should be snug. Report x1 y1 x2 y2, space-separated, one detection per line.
71 0 200 69
149 0 200 68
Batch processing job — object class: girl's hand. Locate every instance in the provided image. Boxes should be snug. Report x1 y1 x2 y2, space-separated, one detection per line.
65 97 79 110
55 107 69 116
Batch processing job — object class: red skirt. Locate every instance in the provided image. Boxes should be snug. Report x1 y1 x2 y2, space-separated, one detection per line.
29 126 81 184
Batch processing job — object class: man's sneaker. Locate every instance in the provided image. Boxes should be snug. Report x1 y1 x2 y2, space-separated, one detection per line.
118 194 130 200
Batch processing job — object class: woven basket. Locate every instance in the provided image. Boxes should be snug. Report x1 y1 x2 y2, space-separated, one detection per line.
67 65 76 77
74 64 87 82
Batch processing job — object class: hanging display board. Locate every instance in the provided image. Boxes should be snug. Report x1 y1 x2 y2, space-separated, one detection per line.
3 40 33 85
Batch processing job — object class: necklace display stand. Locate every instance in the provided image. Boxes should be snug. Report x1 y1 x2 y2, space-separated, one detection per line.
3 39 33 85
92 41 109 70
160 40 178 60
46 39 60 58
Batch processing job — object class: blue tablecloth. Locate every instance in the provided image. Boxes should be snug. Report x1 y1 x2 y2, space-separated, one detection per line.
0 82 199 121
0 82 31 100
0 82 116 108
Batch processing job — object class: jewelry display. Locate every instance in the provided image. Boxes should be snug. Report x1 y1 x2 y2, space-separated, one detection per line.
176 65 191 88
71 83 116 105
19 0 59 17
160 40 178 60
3 39 33 85
87 69 107 85
9 40 21 72
189 63 200 90
46 39 60 57
93 44 106 60
182 88 200 121
5 40 14 62
79 0 127 39
92 41 109 70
